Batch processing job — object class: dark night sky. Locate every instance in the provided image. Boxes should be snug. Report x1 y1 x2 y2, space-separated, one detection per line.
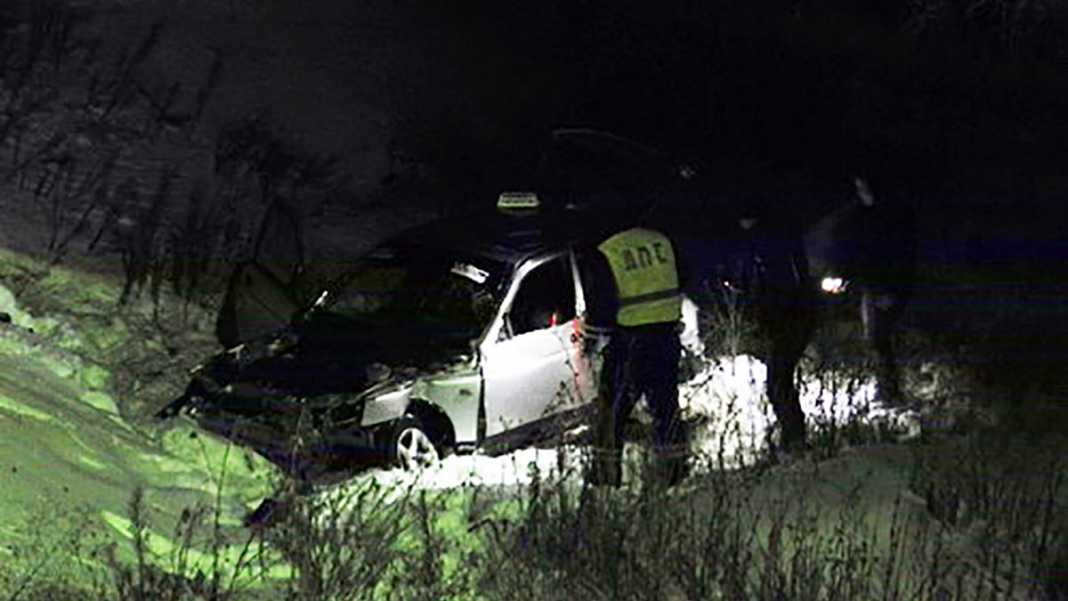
3 0 1060 270
89 0 1065 201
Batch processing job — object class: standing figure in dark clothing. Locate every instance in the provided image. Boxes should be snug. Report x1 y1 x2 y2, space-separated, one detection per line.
814 175 918 405
579 225 687 487
649 175 819 459
741 216 818 453
851 175 917 404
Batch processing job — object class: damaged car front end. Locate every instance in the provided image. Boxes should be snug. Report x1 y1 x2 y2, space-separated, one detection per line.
158 206 602 479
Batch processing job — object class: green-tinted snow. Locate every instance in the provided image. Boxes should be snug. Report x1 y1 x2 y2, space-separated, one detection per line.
0 282 31 328
99 509 293 581
0 262 286 593
2 247 1057 598
0 391 56 422
79 390 120 415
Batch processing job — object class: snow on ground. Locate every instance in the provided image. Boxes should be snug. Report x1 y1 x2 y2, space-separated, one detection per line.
326 353 922 500
680 354 920 468
0 279 280 581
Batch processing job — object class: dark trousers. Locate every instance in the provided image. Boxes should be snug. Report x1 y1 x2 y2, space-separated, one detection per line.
756 282 817 453
860 287 908 404
589 324 686 486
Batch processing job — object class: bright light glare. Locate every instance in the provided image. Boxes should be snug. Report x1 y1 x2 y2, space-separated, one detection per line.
821 276 847 294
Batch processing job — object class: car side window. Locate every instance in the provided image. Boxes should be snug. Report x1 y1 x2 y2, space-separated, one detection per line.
507 257 575 337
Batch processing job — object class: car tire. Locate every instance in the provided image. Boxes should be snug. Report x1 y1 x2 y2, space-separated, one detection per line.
388 416 441 470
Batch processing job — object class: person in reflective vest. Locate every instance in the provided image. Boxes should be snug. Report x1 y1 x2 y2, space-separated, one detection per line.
580 226 688 487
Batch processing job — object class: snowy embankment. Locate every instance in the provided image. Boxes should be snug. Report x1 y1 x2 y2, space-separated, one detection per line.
0 274 279 582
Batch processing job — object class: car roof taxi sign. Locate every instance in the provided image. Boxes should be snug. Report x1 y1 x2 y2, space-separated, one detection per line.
497 191 540 212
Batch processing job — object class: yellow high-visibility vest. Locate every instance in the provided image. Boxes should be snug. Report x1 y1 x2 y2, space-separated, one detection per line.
597 227 681 326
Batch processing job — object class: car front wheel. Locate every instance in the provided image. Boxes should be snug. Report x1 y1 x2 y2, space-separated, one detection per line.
390 417 440 470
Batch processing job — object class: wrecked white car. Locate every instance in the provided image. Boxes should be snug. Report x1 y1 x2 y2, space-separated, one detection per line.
159 203 604 475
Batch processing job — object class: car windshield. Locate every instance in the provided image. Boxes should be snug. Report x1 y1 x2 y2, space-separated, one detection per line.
328 245 505 339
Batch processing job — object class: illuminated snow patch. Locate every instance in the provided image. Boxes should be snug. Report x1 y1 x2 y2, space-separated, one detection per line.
316 440 658 520
679 296 704 356
320 354 917 495
363 445 588 492
682 354 919 467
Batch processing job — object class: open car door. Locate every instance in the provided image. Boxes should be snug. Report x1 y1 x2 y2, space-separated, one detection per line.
479 253 594 438
215 200 306 348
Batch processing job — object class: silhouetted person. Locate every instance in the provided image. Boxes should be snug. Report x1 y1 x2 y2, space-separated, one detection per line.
651 175 817 460
740 213 817 453
834 175 918 405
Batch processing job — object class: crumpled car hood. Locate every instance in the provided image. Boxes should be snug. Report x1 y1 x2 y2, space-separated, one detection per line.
162 310 475 418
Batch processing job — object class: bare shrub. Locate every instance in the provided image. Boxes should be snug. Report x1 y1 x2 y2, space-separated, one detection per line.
9 427 1062 601
256 479 414 601
910 419 1068 600
0 501 108 601
904 0 1068 60
0 4 187 269
692 283 761 361
468 459 968 601
0 3 344 324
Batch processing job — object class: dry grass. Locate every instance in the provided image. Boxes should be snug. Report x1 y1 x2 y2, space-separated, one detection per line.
4 385 1064 601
